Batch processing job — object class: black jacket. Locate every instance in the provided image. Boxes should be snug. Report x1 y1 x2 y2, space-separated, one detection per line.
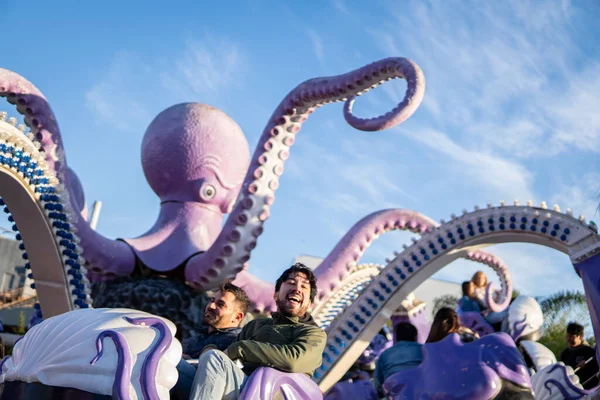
182 326 241 358
560 344 599 389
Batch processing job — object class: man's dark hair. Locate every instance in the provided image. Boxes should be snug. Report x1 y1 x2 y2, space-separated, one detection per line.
395 322 418 342
220 282 250 315
567 322 584 336
275 262 318 302
461 281 472 296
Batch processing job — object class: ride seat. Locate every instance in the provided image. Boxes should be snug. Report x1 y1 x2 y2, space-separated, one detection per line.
238 367 323 400
458 311 495 337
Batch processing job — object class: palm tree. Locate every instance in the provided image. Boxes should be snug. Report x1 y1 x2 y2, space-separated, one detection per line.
432 294 459 316
537 290 587 318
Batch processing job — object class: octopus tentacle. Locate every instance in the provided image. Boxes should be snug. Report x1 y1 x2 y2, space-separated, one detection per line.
0 69 135 279
312 210 512 313
312 209 437 303
234 208 511 314
90 330 132 400
66 166 88 221
465 251 512 313
186 57 426 290
124 316 172 400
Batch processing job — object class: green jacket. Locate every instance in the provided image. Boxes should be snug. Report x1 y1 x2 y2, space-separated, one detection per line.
225 312 327 376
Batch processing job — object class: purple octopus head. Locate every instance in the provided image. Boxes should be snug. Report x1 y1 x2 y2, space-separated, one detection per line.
141 103 250 213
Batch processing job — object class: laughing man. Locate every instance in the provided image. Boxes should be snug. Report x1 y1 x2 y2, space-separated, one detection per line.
189 262 327 400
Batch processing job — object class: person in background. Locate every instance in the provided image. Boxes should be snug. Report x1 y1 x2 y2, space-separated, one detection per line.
458 281 481 313
560 322 599 389
471 271 489 309
426 307 461 343
172 282 249 400
471 270 507 328
374 322 423 394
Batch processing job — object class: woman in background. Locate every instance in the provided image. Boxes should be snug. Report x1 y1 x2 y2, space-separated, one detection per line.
426 307 461 343
427 307 479 343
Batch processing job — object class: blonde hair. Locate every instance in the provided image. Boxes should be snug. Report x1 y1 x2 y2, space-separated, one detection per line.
471 271 488 288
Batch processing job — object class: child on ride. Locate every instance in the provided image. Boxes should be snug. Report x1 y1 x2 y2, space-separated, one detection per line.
471 271 507 327
471 271 489 309
458 281 480 313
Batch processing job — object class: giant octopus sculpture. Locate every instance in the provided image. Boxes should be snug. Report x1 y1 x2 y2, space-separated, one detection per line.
1 54 570 399
0 56 515 339
0 58 420 329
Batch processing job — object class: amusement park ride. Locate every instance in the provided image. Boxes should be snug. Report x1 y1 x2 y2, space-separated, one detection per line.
0 56 599 399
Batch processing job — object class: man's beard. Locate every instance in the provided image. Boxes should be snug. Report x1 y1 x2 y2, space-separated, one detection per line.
276 297 309 318
203 311 221 327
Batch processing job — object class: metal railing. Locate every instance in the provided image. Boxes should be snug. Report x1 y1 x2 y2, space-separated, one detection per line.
0 286 36 310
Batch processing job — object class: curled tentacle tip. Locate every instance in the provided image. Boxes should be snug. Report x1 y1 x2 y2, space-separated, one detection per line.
343 59 425 132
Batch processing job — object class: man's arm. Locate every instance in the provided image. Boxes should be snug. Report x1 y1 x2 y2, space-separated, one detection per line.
226 327 327 374
580 346 598 370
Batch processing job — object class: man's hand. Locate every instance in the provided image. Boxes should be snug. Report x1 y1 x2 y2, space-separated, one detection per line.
182 353 191 360
577 360 588 370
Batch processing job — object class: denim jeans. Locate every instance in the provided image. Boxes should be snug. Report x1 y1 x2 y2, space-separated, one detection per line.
189 349 248 400
171 358 198 399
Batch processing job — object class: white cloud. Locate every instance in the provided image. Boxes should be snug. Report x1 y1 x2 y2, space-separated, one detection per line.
550 172 600 222
85 38 245 131
367 0 600 160
331 0 350 15
547 66 600 153
85 52 151 132
291 134 417 219
403 127 535 201
307 30 325 63
161 38 243 96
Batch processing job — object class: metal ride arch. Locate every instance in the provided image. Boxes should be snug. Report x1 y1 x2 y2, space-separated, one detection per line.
313 264 382 330
312 247 512 331
0 113 91 317
308 207 514 328
315 202 600 392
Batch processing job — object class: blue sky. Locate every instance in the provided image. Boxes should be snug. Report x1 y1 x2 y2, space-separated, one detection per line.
1 0 600 297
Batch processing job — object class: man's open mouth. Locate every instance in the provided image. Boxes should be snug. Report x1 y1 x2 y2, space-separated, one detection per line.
286 293 302 305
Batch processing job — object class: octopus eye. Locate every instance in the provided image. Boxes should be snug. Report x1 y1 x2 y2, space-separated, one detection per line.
202 185 217 200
